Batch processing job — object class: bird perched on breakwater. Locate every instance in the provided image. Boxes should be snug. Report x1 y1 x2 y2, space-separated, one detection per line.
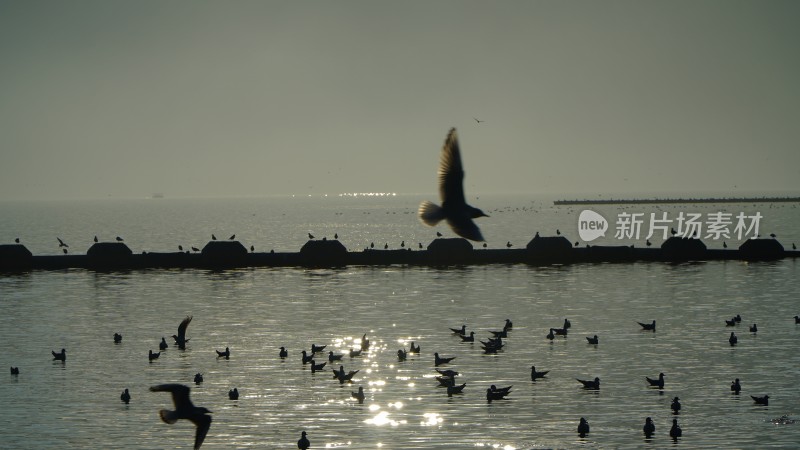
172 316 192 350
418 128 488 242
150 384 212 449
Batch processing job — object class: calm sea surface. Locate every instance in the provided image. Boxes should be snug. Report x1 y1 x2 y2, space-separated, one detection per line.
1 195 799 449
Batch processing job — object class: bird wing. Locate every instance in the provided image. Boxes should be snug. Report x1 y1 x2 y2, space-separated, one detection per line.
178 316 193 341
447 217 485 242
438 128 466 206
191 414 212 449
150 383 194 410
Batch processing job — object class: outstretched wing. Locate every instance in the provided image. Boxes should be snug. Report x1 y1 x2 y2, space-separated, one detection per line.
177 316 193 341
447 217 484 242
438 128 466 206
192 414 212 449
150 383 193 410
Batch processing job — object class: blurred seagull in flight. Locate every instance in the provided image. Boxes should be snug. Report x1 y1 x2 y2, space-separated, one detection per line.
150 384 212 449
418 128 488 242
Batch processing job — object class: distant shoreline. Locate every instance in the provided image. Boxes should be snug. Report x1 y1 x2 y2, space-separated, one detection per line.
554 197 800 205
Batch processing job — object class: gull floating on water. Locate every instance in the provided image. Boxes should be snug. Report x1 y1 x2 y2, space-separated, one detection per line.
52 348 66 361
150 383 212 449
646 372 665 389
120 388 131 404
418 128 488 241
297 431 310 450
578 417 590 437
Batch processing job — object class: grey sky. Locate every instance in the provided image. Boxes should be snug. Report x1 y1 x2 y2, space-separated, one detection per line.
1 1 798 201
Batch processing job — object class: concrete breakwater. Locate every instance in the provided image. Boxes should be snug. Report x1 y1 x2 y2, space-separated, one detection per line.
0 236 794 272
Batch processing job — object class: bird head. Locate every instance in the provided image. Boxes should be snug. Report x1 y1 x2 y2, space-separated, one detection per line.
470 207 489 218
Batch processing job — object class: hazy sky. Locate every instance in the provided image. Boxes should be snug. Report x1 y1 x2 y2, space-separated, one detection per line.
1 1 798 201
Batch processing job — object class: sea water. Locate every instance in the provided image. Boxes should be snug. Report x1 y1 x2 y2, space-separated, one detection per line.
1 195 798 449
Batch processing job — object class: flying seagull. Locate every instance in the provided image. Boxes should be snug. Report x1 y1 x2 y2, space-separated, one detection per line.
418 128 488 241
150 384 212 449
172 316 192 350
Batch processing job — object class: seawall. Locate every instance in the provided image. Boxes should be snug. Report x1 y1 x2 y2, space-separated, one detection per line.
1 236 795 272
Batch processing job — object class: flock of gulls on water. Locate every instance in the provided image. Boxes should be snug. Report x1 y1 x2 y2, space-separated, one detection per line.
9 311 799 448
6 129 799 448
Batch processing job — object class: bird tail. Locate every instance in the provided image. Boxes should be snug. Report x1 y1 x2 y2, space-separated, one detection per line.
418 201 446 226
159 409 179 424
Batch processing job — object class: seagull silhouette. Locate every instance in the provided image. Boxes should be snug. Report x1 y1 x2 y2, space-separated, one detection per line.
297 431 310 449
418 128 488 241
150 384 212 449
172 316 192 350
57 237 68 248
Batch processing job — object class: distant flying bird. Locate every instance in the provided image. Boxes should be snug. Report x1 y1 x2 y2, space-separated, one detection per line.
172 316 192 350
473 117 484 123
116 236 123 242
229 234 235 240
57 237 68 248
418 128 488 241
150 384 212 449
